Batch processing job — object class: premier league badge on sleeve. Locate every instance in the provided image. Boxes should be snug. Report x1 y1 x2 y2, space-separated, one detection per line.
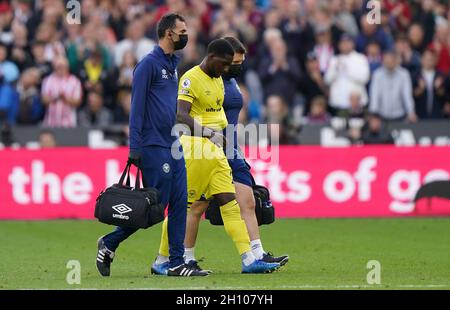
182 78 191 89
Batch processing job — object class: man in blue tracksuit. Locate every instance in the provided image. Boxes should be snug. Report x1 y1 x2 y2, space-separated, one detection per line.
95 13 208 277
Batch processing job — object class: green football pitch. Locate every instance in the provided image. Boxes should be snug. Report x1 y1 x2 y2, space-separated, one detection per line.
1 218 449 290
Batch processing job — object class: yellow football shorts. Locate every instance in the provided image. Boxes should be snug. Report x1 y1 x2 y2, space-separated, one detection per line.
179 135 235 203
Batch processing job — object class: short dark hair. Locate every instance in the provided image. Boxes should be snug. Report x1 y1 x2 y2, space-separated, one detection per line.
207 39 235 58
394 32 408 43
39 129 55 137
367 112 382 119
383 48 398 57
88 90 103 99
31 40 46 47
157 13 186 39
366 40 380 47
223 37 247 54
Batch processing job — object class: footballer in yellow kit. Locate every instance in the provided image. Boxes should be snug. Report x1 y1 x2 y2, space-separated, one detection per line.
178 65 236 201
153 39 280 275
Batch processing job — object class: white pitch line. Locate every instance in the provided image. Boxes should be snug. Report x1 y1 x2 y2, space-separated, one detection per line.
54 284 450 290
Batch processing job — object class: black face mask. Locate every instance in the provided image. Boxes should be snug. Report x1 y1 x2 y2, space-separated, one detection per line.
173 34 188 50
223 64 242 79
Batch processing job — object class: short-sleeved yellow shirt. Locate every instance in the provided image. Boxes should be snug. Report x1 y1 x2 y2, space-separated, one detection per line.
178 65 228 131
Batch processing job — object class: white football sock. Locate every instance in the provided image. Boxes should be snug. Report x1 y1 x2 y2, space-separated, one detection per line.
241 251 257 266
155 254 169 265
250 239 265 260
184 247 196 263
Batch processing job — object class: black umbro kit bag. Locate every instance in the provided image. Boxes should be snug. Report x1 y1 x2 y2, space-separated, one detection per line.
94 162 164 229
205 183 275 226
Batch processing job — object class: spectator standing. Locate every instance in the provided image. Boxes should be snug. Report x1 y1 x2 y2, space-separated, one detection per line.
312 25 335 75
10 21 33 71
299 51 328 114
114 18 155 67
67 22 112 74
279 0 315 66
41 56 83 128
395 34 421 78
413 49 446 119
30 40 52 79
366 41 383 75
255 27 282 70
34 22 66 63
16 67 43 125
355 14 394 53
369 50 417 122
329 0 359 38
325 33 370 115
78 48 108 97
258 38 302 107
408 23 427 54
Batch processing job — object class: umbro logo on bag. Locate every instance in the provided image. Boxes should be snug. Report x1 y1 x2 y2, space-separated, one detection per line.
111 204 132 220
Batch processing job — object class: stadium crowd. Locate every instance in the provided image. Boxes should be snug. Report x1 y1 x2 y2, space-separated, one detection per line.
0 0 449 145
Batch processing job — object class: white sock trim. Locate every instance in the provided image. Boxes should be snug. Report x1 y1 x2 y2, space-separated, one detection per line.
250 239 265 260
184 247 196 263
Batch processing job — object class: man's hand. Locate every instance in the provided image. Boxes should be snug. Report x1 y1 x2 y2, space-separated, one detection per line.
202 127 227 148
208 131 227 148
128 151 142 168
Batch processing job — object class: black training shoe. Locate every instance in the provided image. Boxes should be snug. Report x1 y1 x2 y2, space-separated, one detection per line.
261 252 289 266
96 236 115 277
167 263 209 277
186 260 213 274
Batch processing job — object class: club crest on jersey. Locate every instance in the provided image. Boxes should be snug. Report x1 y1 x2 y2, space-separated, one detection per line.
162 163 170 173
162 69 169 79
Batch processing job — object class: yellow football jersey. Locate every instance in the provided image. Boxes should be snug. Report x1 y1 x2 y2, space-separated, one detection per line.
178 65 228 131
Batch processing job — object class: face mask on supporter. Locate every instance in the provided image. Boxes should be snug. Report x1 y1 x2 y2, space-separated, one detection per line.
223 64 242 79
171 32 188 50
